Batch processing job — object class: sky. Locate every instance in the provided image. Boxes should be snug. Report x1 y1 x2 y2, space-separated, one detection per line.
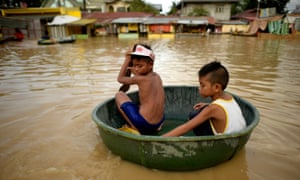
145 0 180 14
145 0 300 14
286 0 299 12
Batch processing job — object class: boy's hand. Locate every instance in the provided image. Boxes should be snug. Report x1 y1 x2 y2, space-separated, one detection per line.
127 66 137 75
125 49 132 62
193 103 208 110
118 48 133 92
119 84 130 92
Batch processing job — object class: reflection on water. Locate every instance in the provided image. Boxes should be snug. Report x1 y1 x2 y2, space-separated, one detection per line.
0 35 299 179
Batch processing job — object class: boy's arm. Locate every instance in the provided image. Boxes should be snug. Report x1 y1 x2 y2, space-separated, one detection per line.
117 50 135 85
193 102 208 110
162 121 194 137
162 105 216 137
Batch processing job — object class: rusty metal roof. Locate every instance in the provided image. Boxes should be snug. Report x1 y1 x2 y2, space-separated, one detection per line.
0 17 29 28
216 20 249 25
112 17 147 23
82 12 153 25
143 17 179 24
81 12 216 25
82 12 153 19
177 17 209 25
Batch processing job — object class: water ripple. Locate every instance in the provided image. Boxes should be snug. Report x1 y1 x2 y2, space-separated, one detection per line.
0 35 299 179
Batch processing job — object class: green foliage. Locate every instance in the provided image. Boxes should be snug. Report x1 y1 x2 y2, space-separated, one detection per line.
260 0 290 14
188 7 209 16
231 3 239 15
167 1 178 15
129 0 159 14
233 0 290 14
242 0 257 10
0 0 44 7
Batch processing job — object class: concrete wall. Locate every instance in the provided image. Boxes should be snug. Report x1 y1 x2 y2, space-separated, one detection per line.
181 3 233 21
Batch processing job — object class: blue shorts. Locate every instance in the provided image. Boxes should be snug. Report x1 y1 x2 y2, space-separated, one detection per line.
120 102 165 135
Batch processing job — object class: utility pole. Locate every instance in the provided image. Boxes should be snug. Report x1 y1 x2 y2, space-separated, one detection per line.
181 0 183 16
256 0 261 18
83 0 86 10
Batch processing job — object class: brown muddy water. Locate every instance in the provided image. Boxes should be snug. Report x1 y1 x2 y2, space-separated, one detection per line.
0 35 299 180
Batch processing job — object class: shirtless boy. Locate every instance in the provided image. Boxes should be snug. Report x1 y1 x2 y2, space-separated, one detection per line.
163 61 246 137
115 44 165 135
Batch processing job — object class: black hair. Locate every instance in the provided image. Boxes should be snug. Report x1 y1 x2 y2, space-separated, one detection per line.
198 61 229 90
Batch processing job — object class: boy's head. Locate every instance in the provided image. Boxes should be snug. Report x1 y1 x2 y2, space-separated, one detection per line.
130 44 155 63
198 61 229 90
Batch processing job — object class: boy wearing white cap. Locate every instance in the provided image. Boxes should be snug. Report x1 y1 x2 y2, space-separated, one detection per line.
115 44 165 135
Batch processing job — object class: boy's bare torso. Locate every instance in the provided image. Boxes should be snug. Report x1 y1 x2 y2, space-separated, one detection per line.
137 72 165 124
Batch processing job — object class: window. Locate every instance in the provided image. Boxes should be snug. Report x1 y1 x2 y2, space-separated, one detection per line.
216 6 224 13
108 6 114 12
117 7 126 12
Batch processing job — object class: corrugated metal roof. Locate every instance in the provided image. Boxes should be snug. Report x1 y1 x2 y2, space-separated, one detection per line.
48 15 80 25
177 19 208 25
0 17 28 28
95 18 114 24
143 17 179 24
82 12 153 19
216 20 249 25
81 12 216 25
68 19 96 25
82 12 153 25
231 9 257 20
112 17 146 24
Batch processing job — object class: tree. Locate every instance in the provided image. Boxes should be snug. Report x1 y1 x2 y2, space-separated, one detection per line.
233 0 290 14
129 0 159 14
167 1 178 15
260 0 290 14
188 7 209 16
0 0 44 8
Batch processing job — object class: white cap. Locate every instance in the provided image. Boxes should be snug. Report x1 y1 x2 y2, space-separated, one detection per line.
130 45 155 61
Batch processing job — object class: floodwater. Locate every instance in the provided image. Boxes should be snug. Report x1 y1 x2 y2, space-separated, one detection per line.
0 34 299 180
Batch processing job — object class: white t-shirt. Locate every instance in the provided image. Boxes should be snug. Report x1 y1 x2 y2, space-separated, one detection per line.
210 98 246 135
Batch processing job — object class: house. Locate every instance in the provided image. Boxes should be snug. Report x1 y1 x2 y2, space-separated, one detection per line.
82 12 153 36
103 0 162 13
285 5 300 34
0 7 80 39
112 17 146 38
48 15 96 39
41 0 161 13
83 0 105 11
144 16 178 39
232 7 292 35
104 0 132 12
42 0 104 11
175 16 215 37
41 0 82 8
177 0 239 21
